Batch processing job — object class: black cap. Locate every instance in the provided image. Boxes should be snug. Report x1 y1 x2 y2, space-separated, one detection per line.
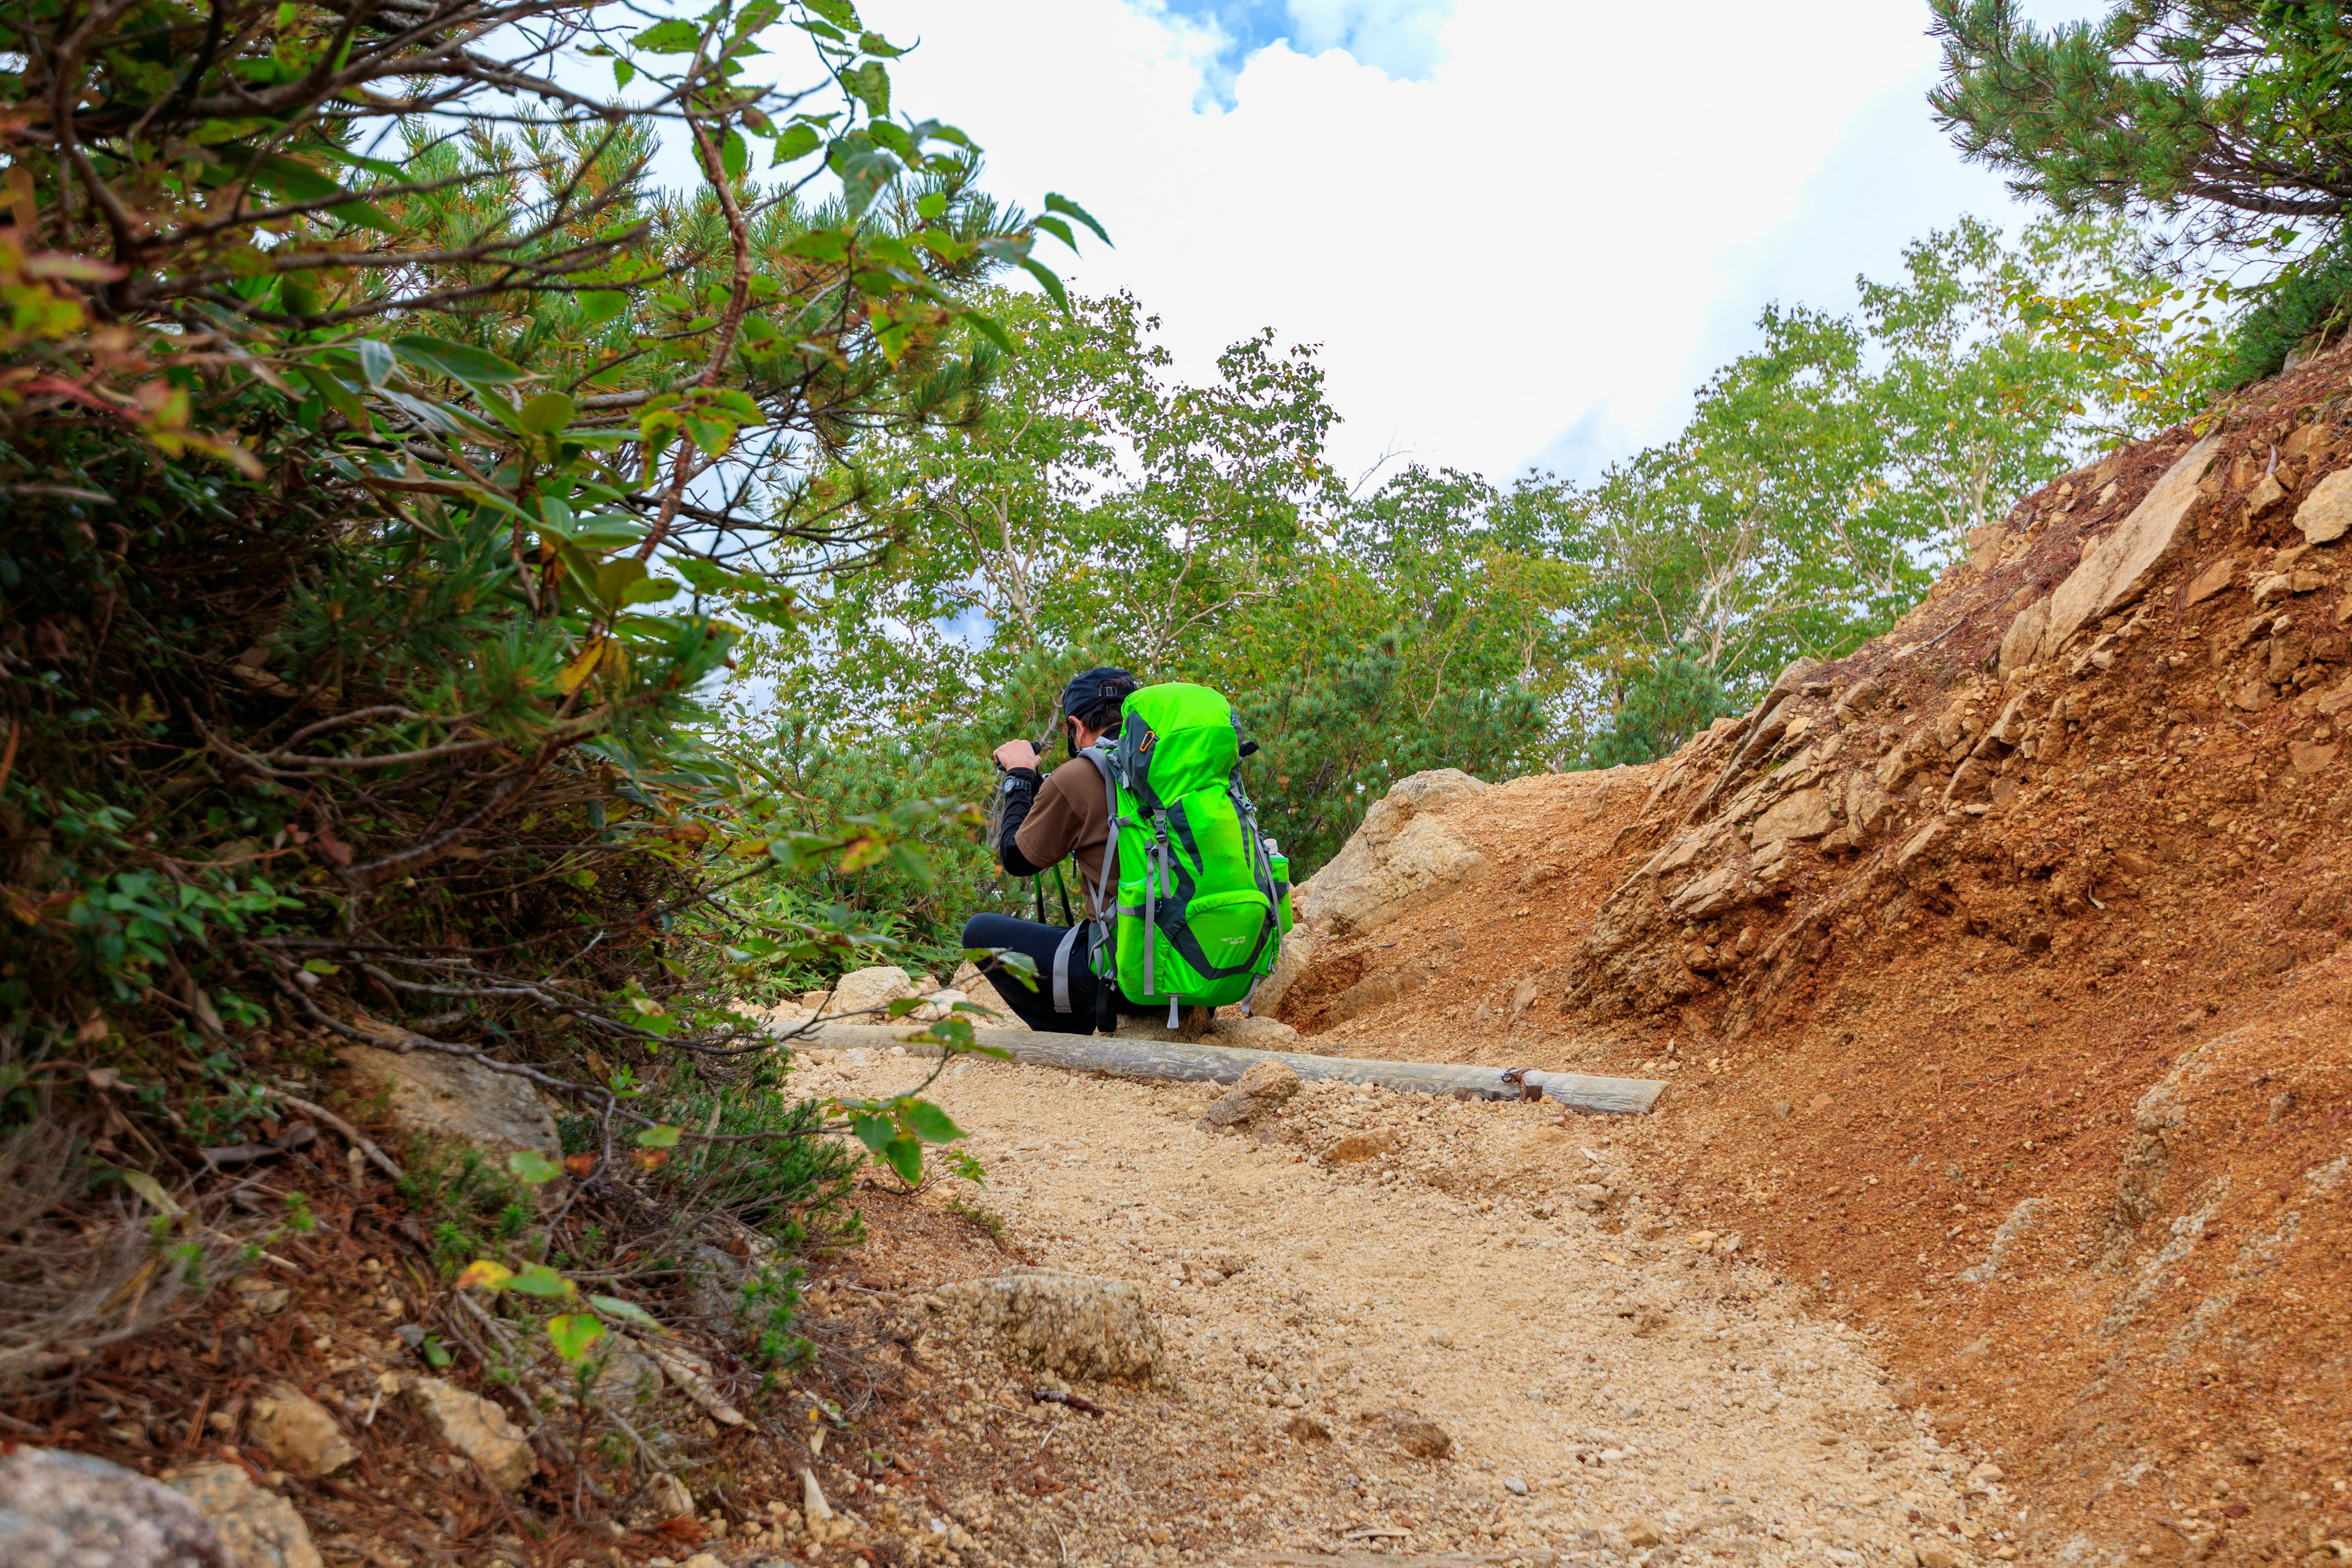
1060 665 1137 721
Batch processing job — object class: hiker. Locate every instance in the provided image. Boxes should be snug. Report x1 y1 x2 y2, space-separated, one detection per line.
962 666 1144 1033
963 668 1295 1036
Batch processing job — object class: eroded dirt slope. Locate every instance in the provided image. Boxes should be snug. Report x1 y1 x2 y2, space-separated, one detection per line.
1264 347 2352 1567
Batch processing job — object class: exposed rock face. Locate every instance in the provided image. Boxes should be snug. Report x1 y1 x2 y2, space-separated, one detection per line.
2045 434 2220 649
162 1462 322 1568
405 1376 538 1492
0 1447 233 1568
246 1383 356 1479
336 1038 559 1159
931 1268 1171 1387
1749 786 1836 845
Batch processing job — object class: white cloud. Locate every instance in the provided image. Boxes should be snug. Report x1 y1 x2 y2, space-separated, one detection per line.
867 0 2035 484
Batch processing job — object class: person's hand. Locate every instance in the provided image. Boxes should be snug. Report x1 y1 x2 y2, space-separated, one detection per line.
993 739 1042 771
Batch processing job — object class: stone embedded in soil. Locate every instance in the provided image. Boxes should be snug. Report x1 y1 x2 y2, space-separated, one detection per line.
405 1376 538 1492
1915 1540 1967 1568
0 1446 234 1568
1625 1518 1665 1548
1204 1012 1299 1049
246 1381 356 1479
650 1472 693 1518
1329 1128 1400 1163
1205 1058 1302 1127
162 1461 323 1568
1363 1408 1454 1459
932 1267 1172 1387
335 1039 559 1159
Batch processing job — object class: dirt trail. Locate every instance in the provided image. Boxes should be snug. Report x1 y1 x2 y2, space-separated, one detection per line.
789 1044 1997 1567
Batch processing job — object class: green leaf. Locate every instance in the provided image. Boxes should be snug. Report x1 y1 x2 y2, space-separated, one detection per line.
612 56 635 89
721 128 748 183
1044 192 1112 247
516 391 576 435
842 59 890 117
546 1312 606 1361
883 1134 922 1184
1019 258 1069 311
356 339 394 387
507 1150 561 1185
850 1112 894 1156
902 1099 964 1144
636 1124 682 1149
619 576 679 606
774 123 822 164
587 1294 662 1330
391 335 526 386
782 229 849 263
859 29 906 56
505 1263 575 1299
301 957 341 975
631 18 702 51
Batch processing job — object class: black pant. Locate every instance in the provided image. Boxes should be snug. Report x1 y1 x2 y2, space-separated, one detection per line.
961 913 1155 1035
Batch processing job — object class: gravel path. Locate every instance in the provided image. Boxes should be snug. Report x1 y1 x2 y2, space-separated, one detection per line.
793 1046 2003 1567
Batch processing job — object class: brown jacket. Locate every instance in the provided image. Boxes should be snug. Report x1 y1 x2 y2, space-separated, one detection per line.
1014 758 1114 915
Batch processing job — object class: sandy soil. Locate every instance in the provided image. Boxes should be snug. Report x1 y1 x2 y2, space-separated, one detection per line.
783 1043 1999 1567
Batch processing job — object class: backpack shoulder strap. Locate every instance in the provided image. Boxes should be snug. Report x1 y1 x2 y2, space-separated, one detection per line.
1077 744 1120 920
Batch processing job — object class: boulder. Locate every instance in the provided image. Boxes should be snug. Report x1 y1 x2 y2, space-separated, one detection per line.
0 1447 233 1568
1292 770 1490 936
1203 1059 1302 1127
931 1268 1171 1387
162 1462 322 1568
336 1039 558 1159
2296 468 2352 545
405 1376 537 1492
817 965 916 1020
245 1383 355 1479
2046 434 2221 650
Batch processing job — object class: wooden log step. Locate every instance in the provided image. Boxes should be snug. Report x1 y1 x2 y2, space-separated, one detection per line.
766 1022 1666 1117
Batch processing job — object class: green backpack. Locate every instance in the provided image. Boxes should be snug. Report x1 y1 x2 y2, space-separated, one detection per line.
1078 682 1293 1027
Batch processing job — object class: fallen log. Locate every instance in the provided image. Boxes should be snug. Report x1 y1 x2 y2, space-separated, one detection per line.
764 1022 1665 1116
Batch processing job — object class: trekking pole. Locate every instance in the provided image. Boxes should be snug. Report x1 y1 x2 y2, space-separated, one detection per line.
986 713 1062 918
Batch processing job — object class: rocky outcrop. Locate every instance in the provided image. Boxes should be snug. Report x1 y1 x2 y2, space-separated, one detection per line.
0 1447 234 1568
2044 432 2220 648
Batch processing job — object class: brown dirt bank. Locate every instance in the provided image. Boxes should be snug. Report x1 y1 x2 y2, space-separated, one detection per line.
1270 344 2352 1566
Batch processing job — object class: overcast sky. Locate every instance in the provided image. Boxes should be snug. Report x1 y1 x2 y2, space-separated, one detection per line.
864 0 2098 489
